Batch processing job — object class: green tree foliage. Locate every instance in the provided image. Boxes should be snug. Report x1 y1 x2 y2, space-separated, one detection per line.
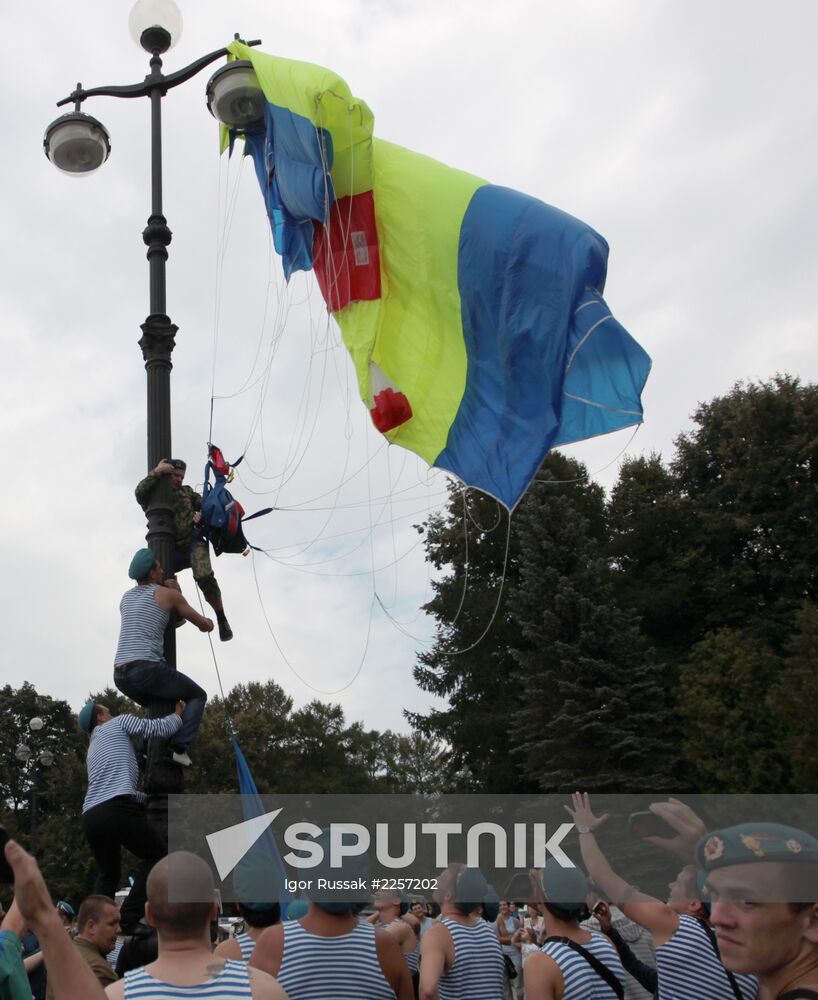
409 453 660 792
510 464 673 792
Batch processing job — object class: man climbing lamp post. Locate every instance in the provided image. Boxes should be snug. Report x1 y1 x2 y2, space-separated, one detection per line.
43 0 264 825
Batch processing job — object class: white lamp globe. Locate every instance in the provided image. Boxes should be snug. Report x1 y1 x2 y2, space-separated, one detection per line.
29 717 45 731
129 0 183 53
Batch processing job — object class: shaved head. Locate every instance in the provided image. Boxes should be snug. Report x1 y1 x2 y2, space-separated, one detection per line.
146 852 215 941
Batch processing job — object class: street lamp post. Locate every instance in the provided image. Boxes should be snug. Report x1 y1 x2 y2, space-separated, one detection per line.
15 717 56 857
44 0 264 833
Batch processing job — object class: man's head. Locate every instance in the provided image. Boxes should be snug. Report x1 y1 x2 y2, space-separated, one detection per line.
146 853 217 943
128 548 162 583
411 901 427 921
169 459 186 490
539 862 589 924
373 889 403 923
697 822 818 978
433 864 487 916
76 895 120 954
56 900 75 928
78 701 114 735
667 863 709 918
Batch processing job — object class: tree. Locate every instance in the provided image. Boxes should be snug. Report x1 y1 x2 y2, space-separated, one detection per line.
510 464 673 792
671 375 818 648
606 454 697 667
677 628 787 792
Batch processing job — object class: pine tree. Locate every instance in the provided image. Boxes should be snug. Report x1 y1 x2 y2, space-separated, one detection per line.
510 467 673 792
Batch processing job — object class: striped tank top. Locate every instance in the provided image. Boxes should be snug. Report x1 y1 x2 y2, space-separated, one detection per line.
541 932 627 999
276 920 394 998
235 932 255 961
123 959 251 998
438 917 505 1000
115 584 169 665
656 914 758 1000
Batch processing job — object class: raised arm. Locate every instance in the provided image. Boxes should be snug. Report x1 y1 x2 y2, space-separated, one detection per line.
159 582 214 633
566 793 679 945
5 840 108 1000
120 709 184 742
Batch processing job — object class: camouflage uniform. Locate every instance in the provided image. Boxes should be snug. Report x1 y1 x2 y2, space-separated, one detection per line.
134 472 221 604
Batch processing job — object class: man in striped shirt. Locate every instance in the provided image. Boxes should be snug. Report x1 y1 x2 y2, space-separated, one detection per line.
567 793 758 1000
113 547 213 768
79 699 184 936
419 865 505 999
698 822 818 1000
103 852 286 1000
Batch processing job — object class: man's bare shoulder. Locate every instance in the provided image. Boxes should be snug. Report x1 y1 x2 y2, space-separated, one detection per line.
105 981 126 1000
248 964 289 1000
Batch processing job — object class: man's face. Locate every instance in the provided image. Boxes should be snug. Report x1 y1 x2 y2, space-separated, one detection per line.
708 863 817 976
85 904 121 954
411 902 425 920
373 891 400 921
170 466 185 490
667 864 700 914
148 561 164 584
96 706 114 726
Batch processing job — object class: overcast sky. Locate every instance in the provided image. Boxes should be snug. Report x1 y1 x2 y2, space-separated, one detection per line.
2 0 817 738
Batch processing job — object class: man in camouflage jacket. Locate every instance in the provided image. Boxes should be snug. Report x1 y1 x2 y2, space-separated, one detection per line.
135 458 233 641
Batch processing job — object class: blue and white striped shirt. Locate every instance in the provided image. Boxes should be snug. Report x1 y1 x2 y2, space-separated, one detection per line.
82 713 182 813
235 932 255 961
438 917 504 1000
123 959 251 998
655 914 758 1000
276 920 395 998
541 932 627 999
115 584 169 666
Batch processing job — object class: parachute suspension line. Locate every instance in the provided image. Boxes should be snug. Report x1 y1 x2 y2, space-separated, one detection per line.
449 484 472 628
464 492 504 534
446 510 512 657
376 505 513 654
193 581 230 716
532 424 643 488
210 150 250 438
256 499 444 561
375 444 406 611
250 549 376 695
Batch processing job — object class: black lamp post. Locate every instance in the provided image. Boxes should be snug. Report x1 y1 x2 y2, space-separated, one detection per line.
15 717 55 857
44 0 264 828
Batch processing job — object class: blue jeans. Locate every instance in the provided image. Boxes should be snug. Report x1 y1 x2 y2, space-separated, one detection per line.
114 660 207 750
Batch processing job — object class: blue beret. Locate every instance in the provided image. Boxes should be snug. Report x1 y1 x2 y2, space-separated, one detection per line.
233 848 282 911
285 899 308 920
697 822 818 871
541 860 589 909
78 700 96 734
128 548 156 580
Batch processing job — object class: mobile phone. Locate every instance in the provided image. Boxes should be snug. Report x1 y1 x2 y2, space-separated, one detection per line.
0 826 13 885
629 810 676 840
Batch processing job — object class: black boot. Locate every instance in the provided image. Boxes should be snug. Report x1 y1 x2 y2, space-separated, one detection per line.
217 611 233 642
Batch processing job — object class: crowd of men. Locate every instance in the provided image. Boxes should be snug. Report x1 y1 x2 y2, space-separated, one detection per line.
2 793 817 1000
2 470 815 998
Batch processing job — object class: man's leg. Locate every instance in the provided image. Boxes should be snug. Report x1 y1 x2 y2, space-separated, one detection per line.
82 801 123 899
116 800 168 935
190 540 232 641
121 661 207 750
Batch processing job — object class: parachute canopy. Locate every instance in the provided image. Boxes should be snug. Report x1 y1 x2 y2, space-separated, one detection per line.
226 41 651 509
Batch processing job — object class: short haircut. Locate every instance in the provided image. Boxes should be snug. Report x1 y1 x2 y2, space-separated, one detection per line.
77 895 117 932
147 853 214 941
